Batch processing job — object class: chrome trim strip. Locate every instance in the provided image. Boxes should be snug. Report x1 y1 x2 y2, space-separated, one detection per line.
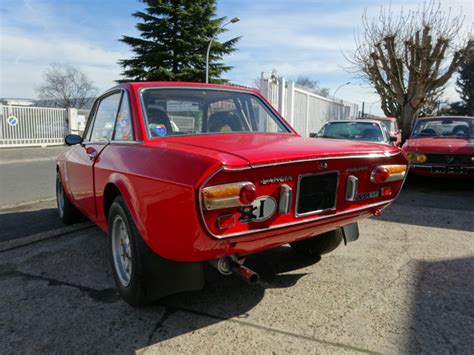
108 140 144 145
203 197 393 239
248 151 402 169
294 171 339 218
219 151 403 172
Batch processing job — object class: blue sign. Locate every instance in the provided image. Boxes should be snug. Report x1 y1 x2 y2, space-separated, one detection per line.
7 116 18 127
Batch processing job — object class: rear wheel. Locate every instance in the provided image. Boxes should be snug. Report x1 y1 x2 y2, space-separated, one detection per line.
56 171 82 224
108 196 151 307
290 228 343 256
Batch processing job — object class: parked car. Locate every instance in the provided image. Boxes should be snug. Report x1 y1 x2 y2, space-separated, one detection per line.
367 117 402 146
403 116 474 177
56 82 408 306
314 119 396 145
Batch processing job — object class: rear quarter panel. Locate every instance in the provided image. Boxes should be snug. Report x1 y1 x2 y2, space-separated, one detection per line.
93 144 222 259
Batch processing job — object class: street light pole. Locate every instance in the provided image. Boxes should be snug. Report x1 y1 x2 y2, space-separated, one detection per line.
206 17 240 84
332 81 351 102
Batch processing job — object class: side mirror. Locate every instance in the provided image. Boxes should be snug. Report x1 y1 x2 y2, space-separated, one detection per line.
65 134 83 146
309 132 318 138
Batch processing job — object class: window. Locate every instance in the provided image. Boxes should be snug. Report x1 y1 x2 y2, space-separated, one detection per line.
113 93 134 141
141 89 291 138
319 122 385 142
90 93 121 142
412 118 473 138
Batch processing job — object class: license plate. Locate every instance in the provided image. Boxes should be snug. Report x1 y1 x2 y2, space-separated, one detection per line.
431 166 466 174
296 172 338 215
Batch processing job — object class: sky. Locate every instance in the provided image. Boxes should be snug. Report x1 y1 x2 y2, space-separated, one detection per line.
1 0 473 116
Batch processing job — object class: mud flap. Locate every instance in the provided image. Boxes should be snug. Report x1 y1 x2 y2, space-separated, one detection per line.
144 252 205 301
342 222 359 245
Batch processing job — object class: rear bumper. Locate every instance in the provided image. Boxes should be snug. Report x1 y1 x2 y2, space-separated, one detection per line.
225 205 384 257
410 164 474 177
165 200 392 262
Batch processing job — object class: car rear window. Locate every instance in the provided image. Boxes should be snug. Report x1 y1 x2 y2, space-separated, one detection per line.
139 88 291 138
319 122 385 142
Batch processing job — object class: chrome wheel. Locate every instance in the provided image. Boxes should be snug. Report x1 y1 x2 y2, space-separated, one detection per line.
56 175 64 218
111 215 132 287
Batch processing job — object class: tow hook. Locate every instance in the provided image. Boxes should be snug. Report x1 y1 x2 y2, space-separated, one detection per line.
210 256 260 284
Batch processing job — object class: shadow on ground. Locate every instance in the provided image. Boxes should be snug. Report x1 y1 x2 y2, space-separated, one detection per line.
374 175 474 232
0 208 65 242
406 256 474 353
0 230 320 353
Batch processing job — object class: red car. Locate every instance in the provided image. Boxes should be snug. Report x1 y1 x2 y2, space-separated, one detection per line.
403 116 474 177
56 82 408 306
369 117 402 146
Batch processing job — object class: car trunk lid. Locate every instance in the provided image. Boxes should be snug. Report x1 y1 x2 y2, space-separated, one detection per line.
165 133 399 167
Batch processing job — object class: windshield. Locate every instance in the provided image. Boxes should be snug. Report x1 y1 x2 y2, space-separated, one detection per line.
411 118 473 138
318 121 386 142
378 120 396 133
140 88 291 138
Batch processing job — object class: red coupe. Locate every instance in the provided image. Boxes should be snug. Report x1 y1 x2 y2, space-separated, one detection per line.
56 82 408 306
403 116 474 177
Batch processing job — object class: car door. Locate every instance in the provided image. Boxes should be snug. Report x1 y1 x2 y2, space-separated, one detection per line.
67 91 123 219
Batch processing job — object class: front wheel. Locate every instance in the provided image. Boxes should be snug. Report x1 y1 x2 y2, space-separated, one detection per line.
56 171 82 224
108 196 151 307
290 229 343 256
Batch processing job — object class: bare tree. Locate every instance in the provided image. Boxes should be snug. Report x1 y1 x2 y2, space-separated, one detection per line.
296 76 330 97
36 64 98 108
350 1 473 139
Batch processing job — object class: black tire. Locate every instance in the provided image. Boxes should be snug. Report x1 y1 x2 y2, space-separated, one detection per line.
108 196 151 307
290 228 343 256
56 171 82 224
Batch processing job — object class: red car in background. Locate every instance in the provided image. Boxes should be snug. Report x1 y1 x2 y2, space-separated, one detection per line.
56 82 408 306
370 117 402 146
403 116 474 177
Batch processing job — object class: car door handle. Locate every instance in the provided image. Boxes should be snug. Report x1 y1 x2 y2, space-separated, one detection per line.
88 151 98 161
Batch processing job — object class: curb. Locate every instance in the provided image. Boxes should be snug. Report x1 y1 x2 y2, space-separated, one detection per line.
0 157 57 165
0 197 56 212
0 222 94 252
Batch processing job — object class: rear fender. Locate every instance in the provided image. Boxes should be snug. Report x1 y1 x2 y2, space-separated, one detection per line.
102 173 146 238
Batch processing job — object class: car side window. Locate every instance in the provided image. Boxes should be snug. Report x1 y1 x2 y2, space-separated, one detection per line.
113 93 134 141
90 93 122 142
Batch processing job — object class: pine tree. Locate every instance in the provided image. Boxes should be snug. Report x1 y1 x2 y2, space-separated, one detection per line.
455 43 474 115
118 0 239 83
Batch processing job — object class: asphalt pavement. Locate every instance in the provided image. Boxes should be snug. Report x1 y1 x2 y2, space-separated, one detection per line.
0 176 473 353
0 146 68 208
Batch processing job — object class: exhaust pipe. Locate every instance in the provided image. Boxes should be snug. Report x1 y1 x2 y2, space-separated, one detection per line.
210 257 260 284
231 263 260 284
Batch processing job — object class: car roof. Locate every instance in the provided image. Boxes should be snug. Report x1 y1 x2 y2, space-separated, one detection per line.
416 116 474 120
112 81 260 95
368 116 397 121
324 119 383 126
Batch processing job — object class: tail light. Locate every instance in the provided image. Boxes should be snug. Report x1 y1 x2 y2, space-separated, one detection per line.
202 182 256 211
370 164 407 184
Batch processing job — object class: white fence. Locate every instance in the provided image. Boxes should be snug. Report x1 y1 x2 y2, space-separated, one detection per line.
0 105 69 147
260 74 358 136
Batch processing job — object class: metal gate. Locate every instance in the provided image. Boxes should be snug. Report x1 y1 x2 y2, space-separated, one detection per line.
0 105 68 147
259 74 359 136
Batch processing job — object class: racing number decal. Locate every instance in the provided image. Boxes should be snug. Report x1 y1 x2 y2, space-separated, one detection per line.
239 196 277 223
